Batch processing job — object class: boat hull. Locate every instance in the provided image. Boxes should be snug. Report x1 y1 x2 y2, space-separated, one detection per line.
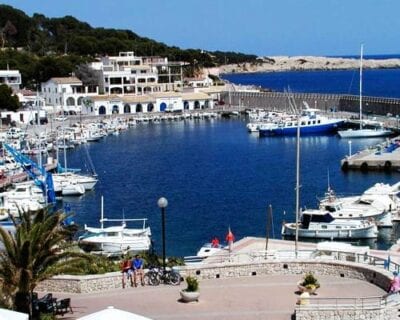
281 222 378 239
259 121 343 137
338 128 392 138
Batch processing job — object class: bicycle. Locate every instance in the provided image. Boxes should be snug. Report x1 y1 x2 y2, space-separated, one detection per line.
144 266 181 286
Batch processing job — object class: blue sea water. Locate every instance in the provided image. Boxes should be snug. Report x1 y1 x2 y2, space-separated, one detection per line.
222 68 400 98
62 118 400 258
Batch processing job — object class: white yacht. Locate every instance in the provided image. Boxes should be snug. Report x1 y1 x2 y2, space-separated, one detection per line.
78 220 152 255
319 183 400 227
52 172 98 191
78 197 151 255
281 209 378 239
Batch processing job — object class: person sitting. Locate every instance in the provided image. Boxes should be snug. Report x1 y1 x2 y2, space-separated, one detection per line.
211 237 220 248
388 271 400 294
120 257 132 288
132 254 145 287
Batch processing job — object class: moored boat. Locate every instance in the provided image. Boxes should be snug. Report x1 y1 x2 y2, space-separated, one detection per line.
281 209 378 239
259 103 344 137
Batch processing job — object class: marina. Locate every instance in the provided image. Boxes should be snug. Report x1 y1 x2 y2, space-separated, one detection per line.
31 116 398 257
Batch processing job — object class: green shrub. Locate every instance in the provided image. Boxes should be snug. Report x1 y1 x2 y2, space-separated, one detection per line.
185 276 199 292
301 272 320 289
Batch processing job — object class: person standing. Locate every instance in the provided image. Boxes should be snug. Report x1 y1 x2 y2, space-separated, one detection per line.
132 254 145 287
226 227 235 253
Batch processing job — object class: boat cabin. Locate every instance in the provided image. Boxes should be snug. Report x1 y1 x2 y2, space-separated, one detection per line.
301 211 334 228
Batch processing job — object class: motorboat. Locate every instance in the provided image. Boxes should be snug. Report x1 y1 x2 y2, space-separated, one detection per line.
0 182 46 217
281 209 378 239
319 183 400 227
196 242 226 258
259 103 344 137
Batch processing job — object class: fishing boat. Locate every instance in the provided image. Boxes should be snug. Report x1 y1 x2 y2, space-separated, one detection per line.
78 197 152 255
281 209 378 239
259 102 344 137
338 44 392 138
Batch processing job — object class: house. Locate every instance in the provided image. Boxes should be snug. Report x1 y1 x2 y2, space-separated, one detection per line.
89 52 187 95
41 77 99 113
0 70 22 91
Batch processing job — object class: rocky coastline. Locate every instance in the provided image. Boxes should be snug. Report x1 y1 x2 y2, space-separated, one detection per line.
218 55 400 74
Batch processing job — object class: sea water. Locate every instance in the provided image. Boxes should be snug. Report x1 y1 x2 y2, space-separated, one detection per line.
63 118 400 257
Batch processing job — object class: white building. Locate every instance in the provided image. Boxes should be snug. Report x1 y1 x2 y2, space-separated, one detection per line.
0 70 22 91
89 52 186 95
184 77 213 88
41 77 98 113
82 92 213 116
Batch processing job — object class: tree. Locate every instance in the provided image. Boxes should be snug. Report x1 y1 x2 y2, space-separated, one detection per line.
0 208 91 316
0 84 19 111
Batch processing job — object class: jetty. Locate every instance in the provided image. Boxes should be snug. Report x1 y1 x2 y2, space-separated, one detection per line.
341 138 400 171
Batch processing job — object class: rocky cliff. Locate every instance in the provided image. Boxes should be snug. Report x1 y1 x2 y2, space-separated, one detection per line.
219 56 400 74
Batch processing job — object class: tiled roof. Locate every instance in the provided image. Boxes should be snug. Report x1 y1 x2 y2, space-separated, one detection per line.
51 77 82 85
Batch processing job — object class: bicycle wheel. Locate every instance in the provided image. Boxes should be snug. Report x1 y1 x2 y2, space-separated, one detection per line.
168 271 181 286
146 271 160 286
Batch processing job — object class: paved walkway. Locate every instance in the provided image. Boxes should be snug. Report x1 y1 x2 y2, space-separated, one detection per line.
41 237 394 319
50 274 385 320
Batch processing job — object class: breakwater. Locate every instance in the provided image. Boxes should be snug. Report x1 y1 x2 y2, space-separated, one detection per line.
221 91 400 116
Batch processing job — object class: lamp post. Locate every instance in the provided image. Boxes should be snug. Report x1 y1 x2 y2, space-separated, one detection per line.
157 197 168 273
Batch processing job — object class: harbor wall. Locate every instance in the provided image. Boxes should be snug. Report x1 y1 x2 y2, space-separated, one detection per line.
220 91 400 116
38 260 390 292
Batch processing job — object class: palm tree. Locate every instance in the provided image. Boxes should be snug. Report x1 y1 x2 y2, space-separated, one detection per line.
0 208 91 317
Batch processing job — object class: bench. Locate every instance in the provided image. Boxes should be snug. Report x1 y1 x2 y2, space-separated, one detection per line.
54 298 73 316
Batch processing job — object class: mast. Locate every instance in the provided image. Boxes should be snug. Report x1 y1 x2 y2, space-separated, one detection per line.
100 195 104 229
359 44 363 130
295 111 300 258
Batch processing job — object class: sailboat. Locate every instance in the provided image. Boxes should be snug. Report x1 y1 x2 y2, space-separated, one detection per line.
338 44 392 138
281 96 378 241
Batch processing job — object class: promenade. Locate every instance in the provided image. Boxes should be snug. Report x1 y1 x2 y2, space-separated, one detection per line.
45 238 390 320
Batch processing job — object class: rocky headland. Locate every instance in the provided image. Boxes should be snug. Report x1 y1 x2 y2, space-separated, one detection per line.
218 56 400 74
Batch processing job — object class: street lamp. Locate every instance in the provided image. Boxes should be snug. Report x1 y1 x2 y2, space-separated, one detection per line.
157 197 168 273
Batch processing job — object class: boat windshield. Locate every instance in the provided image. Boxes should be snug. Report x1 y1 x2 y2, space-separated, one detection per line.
302 212 334 228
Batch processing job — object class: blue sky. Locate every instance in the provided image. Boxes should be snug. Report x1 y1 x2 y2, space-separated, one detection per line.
2 0 399 56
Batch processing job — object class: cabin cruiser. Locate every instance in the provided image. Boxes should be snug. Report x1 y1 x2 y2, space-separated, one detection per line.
281 209 378 239
319 183 400 227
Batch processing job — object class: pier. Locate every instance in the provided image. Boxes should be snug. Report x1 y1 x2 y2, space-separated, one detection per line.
341 138 400 172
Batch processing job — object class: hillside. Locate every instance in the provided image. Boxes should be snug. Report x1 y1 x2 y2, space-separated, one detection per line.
0 5 257 88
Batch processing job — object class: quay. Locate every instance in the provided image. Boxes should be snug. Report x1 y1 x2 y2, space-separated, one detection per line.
340 137 400 172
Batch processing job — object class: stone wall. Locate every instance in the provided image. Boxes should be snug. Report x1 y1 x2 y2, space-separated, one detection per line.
180 260 391 291
36 272 122 293
220 91 400 116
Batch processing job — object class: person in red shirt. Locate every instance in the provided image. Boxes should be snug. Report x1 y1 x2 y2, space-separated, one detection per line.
121 257 132 288
211 237 220 248
226 228 235 252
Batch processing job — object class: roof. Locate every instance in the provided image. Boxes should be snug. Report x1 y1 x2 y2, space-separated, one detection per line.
50 77 82 85
181 92 211 100
149 92 181 99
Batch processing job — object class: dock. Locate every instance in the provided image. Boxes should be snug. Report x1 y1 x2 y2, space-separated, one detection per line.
341 137 400 172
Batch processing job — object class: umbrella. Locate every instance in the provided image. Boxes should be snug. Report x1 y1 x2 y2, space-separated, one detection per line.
0 308 28 320
77 306 153 320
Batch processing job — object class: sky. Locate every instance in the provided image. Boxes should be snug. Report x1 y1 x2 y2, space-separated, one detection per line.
1 0 400 57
